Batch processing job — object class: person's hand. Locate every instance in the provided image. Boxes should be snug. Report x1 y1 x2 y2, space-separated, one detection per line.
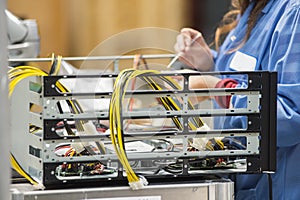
174 28 214 71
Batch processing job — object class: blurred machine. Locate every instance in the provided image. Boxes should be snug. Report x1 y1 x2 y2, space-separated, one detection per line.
6 10 40 65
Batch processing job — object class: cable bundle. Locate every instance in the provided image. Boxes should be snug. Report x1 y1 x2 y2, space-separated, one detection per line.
8 55 76 187
109 68 204 189
9 55 111 187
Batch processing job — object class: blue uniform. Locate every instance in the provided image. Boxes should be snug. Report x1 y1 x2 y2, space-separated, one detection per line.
214 0 300 199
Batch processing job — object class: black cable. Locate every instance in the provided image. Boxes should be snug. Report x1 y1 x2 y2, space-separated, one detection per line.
268 173 273 200
56 102 75 135
159 76 204 127
49 56 57 75
229 174 237 196
142 76 183 130
73 99 84 113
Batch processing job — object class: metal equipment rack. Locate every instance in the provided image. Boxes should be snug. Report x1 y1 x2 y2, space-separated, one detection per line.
10 65 277 189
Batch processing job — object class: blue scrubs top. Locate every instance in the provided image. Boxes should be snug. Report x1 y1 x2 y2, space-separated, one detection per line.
214 0 300 199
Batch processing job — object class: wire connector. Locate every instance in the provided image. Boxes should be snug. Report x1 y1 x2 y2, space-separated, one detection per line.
128 176 148 190
33 182 45 190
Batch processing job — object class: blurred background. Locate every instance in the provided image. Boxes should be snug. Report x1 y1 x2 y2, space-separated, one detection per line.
7 0 231 69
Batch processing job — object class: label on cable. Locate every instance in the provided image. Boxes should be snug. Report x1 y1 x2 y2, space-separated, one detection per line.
87 196 161 200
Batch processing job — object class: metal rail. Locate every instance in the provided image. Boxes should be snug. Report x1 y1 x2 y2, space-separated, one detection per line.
8 54 176 62
0 0 10 199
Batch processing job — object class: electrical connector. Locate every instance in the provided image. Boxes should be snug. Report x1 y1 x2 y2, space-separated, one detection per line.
128 176 148 190
33 183 45 190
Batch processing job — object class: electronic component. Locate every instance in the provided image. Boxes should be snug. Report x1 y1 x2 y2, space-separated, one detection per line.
10 69 276 189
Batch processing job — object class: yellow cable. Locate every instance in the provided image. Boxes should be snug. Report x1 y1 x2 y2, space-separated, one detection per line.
53 55 62 75
142 76 183 130
8 62 84 185
11 154 38 185
145 76 199 130
110 69 141 182
110 68 206 185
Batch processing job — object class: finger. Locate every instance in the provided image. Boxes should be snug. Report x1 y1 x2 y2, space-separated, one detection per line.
179 32 192 47
184 32 202 49
183 34 192 47
176 34 186 52
192 34 205 48
191 35 213 60
174 43 187 56
181 28 201 41
174 43 180 54
192 34 211 55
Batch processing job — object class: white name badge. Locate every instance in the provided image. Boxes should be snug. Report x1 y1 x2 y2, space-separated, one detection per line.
229 51 257 71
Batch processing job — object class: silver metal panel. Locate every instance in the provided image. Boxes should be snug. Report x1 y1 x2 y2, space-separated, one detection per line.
0 1 10 200
11 77 44 183
42 90 261 119
42 133 259 163
11 181 234 200
29 90 42 105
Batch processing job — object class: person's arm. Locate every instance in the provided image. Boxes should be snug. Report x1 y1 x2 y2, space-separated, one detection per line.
187 74 239 109
265 6 300 147
214 78 238 108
